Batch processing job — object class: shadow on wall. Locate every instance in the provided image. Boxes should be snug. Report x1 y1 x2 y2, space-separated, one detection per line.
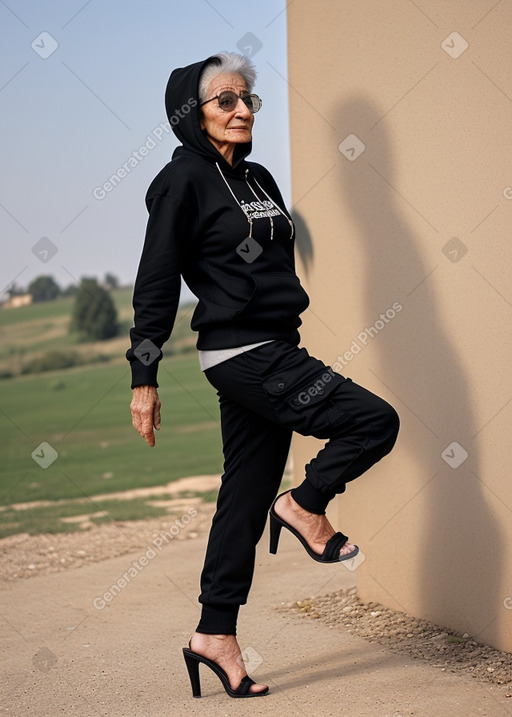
291 208 314 279
335 95 503 644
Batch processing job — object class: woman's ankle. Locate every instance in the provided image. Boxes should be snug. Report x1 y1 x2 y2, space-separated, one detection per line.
290 480 332 515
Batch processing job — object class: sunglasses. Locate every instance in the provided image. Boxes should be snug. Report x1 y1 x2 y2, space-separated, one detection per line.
200 90 262 114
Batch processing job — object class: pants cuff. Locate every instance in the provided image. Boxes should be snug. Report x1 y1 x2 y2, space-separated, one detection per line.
196 603 239 635
291 479 334 515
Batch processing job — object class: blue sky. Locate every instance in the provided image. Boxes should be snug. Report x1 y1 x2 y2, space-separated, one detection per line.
0 0 289 299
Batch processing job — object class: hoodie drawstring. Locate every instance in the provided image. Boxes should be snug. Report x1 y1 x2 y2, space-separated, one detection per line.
215 162 294 241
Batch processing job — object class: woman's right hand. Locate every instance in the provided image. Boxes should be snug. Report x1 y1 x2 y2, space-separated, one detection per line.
130 385 161 447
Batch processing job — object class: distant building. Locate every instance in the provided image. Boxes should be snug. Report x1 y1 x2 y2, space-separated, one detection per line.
3 294 32 309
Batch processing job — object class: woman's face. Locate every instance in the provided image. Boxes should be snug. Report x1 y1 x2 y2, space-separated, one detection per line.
200 73 255 162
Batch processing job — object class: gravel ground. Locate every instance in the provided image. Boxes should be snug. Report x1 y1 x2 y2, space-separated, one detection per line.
1 502 511 696
0 498 216 582
287 587 512 690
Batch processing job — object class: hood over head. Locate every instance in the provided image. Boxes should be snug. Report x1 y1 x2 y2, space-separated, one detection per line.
165 55 252 170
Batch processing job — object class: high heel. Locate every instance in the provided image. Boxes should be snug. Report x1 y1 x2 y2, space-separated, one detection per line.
269 490 359 563
182 643 269 699
269 508 283 555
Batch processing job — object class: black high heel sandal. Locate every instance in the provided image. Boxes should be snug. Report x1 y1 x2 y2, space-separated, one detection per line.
182 642 269 698
269 490 359 563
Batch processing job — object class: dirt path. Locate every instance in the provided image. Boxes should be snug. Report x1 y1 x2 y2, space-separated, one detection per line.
1 487 510 714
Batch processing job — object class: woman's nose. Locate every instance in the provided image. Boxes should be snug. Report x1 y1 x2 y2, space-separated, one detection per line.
235 98 252 117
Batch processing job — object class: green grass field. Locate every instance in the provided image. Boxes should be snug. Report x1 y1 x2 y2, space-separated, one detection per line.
0 290 224 538
1 356 222 504
0 288 197 375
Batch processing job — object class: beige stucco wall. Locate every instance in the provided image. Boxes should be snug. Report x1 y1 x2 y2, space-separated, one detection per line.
288 0 512 652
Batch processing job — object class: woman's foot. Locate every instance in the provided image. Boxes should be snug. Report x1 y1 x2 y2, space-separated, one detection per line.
273 491 356 558
189 633 268 695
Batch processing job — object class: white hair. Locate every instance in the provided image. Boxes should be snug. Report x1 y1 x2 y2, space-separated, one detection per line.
199 51 257 102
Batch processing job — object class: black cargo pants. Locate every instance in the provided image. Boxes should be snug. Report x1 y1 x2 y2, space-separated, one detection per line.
196 341 399 634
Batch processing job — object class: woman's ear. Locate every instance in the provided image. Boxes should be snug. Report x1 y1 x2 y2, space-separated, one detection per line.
199 110 205 131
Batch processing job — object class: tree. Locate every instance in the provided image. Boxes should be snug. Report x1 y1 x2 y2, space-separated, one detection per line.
104 272 119 290
28 275 60 302
70 278 119 340
62 283 78 297
6 282 26 298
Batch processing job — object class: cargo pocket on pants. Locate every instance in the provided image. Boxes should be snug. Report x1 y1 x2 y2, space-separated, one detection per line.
262 367 352 438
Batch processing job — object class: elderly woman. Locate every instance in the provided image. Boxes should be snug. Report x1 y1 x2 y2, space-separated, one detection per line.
128 52 399 699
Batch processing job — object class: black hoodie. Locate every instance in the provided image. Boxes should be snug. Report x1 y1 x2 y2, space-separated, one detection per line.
127 56 310 387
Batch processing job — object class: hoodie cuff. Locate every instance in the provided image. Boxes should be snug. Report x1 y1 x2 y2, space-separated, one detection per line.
129 360 159 389
126 348 161 388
